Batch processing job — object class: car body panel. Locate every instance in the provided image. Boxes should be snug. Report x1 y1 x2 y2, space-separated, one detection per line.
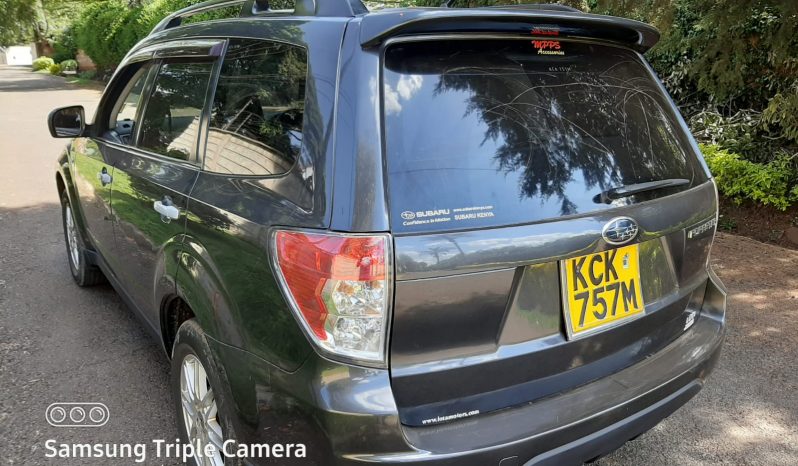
168 18 350 371
68 137 116 257
204 269 724 464
392 182 715 280
329 18 390 233
109 146 200 326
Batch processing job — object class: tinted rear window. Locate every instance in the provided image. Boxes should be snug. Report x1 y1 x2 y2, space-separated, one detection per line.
383 39 707 233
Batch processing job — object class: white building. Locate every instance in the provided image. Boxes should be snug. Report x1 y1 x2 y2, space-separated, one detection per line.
0 45 36 66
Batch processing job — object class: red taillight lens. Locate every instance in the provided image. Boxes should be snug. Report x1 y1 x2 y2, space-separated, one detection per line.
273 230 391 364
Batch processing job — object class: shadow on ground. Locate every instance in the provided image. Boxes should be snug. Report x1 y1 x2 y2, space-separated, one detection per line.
598 233 798 465
0 202 179 465
0 67 82 93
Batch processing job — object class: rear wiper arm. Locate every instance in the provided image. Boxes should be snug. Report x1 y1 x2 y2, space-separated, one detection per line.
594 178 690 204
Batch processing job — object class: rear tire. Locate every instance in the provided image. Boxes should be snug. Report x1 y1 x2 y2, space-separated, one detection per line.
60 190 104 286
171 319 241 466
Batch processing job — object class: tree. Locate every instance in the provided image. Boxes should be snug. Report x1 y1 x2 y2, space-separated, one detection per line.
0 0 97 49
0 0 38 46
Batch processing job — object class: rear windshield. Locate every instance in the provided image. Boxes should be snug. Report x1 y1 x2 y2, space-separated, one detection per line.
383 39 707 233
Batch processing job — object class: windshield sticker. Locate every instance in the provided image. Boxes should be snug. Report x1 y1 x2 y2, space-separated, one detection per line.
400 205 495 227
532 40 565 56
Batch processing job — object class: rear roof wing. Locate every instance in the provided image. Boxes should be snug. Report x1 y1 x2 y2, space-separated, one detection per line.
358 8 660 51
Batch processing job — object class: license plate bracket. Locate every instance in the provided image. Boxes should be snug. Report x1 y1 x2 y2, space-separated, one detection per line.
561 243 646 339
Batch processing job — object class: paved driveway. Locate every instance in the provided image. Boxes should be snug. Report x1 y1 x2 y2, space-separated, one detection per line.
0 66 181 465
1 66 796 465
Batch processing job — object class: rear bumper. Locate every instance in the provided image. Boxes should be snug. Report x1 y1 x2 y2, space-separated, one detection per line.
213 269 725 465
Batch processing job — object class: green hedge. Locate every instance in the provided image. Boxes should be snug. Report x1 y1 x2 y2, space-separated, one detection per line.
74 0 238 71
701 144 798 210
74 1 139 71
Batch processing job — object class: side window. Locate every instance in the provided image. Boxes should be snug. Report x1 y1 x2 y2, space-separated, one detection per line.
204 39 308 176
137 62 214 161
108 65 151 144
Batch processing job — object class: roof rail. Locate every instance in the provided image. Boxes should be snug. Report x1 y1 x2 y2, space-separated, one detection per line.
151 0 246 34
151 0 368 34
442 1 581 12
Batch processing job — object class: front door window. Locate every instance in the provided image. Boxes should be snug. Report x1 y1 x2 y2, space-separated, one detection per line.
137 62 214 161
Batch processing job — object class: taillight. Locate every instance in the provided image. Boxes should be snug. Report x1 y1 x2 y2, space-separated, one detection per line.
272 230 391 365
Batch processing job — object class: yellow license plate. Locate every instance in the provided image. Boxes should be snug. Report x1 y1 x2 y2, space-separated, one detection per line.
562 244 645 338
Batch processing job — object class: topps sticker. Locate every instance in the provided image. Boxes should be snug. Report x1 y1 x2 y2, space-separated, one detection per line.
532 40 565 56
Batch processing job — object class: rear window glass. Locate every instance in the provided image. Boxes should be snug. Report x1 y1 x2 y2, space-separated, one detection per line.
383 39 707 233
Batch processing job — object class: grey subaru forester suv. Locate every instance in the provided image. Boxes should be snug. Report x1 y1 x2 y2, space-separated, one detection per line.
49 0 726 464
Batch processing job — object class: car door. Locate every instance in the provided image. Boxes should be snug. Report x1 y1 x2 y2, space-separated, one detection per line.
78 64 154 274
69 135 115 259
109 41 221 324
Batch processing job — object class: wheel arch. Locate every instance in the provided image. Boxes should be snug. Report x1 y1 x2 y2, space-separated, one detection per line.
55 148 94 248
160 295 196 357
159 235 244 357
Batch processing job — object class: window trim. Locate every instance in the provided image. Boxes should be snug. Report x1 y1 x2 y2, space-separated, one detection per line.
107 65 154 130
128 39 225 62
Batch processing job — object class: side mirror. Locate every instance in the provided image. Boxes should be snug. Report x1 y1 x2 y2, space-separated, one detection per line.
48 105 86 138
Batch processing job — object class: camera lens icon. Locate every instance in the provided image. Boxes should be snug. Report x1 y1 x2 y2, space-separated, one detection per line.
46 403 109 427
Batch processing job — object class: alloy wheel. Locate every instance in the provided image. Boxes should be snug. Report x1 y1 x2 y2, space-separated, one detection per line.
180 354 225 466
65 204 80 269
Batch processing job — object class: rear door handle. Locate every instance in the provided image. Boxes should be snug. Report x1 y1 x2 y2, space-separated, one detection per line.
153 196 179 223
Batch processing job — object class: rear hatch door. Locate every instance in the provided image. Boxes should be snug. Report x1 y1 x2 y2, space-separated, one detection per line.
383 36 717 427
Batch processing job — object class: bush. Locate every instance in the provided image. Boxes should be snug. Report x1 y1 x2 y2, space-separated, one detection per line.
32 57 54 71
60 59 78 72
74 0 216 71
689 109 790 165
701 144 798 210
74 0 137 70
48 63 63 75
77 70 96 80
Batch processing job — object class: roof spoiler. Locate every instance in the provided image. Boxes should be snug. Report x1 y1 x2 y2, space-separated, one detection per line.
359 8 660 52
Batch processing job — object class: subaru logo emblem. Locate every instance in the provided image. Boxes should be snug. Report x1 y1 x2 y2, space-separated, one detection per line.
602 217 639 245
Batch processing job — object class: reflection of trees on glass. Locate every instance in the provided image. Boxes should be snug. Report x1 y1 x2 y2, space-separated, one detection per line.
138 62 213 160
384 40 704 228
206 39 308 176
430 42 693 215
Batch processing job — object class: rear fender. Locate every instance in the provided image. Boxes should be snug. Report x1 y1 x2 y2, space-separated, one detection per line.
153 235 189 351
171 236 241 348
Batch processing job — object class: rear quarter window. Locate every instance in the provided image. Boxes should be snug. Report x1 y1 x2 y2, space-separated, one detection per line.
204 39 308 176
382 39 707 233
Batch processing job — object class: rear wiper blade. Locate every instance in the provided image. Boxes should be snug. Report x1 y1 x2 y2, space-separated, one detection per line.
594 178 690 204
